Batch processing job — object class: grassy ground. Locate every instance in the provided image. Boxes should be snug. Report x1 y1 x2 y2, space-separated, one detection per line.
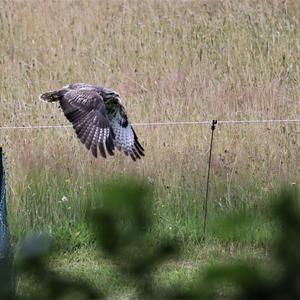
49 243 269 299
0 0 299 298
15 241 269 299
13 171 276 298
10 169 275 248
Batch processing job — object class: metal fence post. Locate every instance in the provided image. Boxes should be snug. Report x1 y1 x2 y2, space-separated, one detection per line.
203 120 217 239
0 147 14 299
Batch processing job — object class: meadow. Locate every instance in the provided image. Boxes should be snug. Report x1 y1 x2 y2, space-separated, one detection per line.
0 0 299 298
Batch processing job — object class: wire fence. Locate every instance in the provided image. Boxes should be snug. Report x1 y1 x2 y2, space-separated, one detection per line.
0 118 299 131
0 117 299 241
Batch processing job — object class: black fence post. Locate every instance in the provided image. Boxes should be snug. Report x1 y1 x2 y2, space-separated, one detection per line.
203 120 217 239
0 147 14 299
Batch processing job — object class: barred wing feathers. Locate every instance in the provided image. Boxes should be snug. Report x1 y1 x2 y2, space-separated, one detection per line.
43 88 115 158
110 112 144 161
63 89 115 158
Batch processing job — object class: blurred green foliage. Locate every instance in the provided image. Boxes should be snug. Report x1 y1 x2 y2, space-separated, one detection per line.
1 179 299 299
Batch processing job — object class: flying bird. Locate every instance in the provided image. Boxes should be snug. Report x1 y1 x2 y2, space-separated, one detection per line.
40 83 144 161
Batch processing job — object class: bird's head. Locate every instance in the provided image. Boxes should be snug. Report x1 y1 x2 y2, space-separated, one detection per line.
102 88 122 104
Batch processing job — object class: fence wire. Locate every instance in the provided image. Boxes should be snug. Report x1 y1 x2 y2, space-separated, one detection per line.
0 119 299 131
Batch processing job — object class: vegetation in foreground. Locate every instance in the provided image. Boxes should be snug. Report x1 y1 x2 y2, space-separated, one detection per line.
7 168 277 298
2 179 300 299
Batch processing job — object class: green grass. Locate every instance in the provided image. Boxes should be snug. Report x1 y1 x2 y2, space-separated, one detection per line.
48 242 269 299
10 170 279 299
9 168 277 249
16 238 270 299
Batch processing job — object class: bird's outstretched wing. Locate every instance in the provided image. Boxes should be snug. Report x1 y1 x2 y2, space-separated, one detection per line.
107 103 144 161
58 88 115 158
40 84 145 160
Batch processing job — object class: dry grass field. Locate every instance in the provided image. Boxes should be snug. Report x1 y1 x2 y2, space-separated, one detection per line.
1 0 299 178
0 0 299 297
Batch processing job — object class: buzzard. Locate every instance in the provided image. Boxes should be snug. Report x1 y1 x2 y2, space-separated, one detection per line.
40 83 144 161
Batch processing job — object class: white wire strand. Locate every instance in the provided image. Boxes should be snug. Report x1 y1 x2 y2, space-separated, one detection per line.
134 119 300 126
0 119 299 130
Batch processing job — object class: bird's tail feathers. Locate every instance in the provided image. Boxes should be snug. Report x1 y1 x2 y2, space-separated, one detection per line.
39 89 67 102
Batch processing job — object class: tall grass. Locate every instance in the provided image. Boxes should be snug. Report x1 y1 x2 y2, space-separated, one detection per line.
9 168 275 250
0 0 299 242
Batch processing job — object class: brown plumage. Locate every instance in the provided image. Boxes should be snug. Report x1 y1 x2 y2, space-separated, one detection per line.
40 83 144 160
